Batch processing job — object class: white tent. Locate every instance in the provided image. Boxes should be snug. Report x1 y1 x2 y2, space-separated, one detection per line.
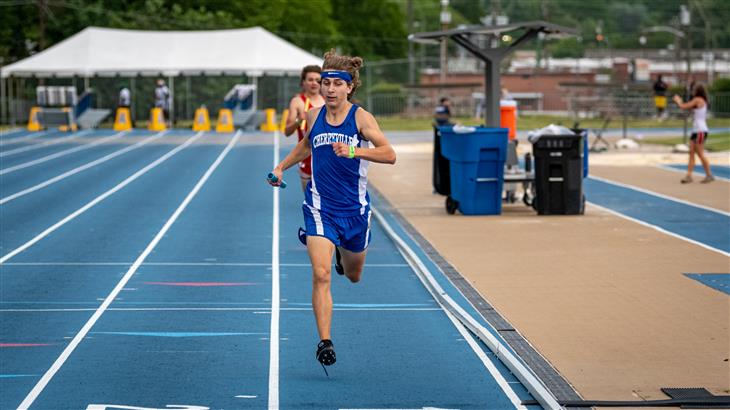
1 26 323 125
1 26 322 78
0 27 322 124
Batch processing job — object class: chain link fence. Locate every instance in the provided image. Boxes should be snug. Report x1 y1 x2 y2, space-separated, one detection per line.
3 74 301 126
3 55 729 126
359 90 730 120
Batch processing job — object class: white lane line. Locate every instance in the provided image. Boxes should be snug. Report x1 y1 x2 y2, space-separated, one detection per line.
2 262 408 267
0 131 129 175
373 208 558 410
443 308 525 409
0 308 442 312
0 131 167 205
0 132 203 265
0 127 23 137
0 130 90 158
0 130 50 145
16 130 240 410
340 408 458 410
589 175 730 217
268 129 280 410
657 164 730 182
587 202 730 257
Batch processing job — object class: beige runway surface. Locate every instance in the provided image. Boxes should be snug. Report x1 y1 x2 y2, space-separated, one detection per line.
369 141 730 406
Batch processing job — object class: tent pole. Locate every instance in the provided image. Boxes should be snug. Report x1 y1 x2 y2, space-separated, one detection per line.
1 76 6 126
252 76 258 112
9 77 15 126
185 76 191 120
168 75 174 127
84 76 90 92
131 76 136 122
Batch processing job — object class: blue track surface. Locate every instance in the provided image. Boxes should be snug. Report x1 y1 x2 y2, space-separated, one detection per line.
662 164 730 180
1 130 534 409
3 129 726 409
584 177 730 254
684 274 730 295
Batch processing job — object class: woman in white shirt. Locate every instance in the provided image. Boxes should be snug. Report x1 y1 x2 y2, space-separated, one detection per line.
673 83 715 183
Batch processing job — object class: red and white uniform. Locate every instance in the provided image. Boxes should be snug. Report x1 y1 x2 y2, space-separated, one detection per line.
298 94 313 178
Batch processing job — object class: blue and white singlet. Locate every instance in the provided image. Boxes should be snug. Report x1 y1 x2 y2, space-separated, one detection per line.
304 104 371 217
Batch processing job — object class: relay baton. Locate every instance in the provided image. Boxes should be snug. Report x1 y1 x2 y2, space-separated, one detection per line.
267 173 287 189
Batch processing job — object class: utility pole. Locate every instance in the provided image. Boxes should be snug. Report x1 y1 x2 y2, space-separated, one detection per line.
491 0 501 25
407 0 415 115
537 0 550 68
440 0 450 85
37 0 49 88
694 0 714 83
491 0 502 48
37 0 48 51
681 4 691 81
680 4 691 145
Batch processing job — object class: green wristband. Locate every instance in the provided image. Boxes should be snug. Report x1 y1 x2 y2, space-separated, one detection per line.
348 145 356 159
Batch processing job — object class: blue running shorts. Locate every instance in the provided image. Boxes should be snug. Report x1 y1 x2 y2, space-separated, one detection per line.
302 204 372 252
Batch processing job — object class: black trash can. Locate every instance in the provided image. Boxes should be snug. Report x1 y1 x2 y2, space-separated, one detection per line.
432 126 451 196
532 133 585 215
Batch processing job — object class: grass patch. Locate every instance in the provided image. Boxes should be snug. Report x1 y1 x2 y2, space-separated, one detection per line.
376 114 728 132
644 132 730 152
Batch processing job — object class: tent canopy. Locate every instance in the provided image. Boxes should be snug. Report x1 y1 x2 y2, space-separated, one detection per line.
1 26 322 78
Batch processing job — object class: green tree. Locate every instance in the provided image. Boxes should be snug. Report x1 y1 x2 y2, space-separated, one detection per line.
331 0 407 60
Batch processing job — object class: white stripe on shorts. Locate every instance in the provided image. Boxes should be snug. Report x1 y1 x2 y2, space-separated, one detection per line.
307 204 325 236
364 210 372 247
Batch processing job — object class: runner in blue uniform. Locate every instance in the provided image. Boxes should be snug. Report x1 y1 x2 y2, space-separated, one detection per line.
268 49 396 374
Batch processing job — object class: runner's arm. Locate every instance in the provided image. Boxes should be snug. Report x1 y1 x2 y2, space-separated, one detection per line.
673 95 701 110
271 109 317 180
284 98 305 137
332 109 395 164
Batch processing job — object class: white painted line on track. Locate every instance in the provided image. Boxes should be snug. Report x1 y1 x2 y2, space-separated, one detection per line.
15 130 240 410
587 202 730 257
0 130 129 175
268 129 281 410
657 164 730 182
0 131 167 205
2 262 408 267
589 174 730 217
443 308 525 409
372 208 559 410
0 131 202 265
0 130 51 145
0 308 443 313
0 129 90 157
340 407 458 410
0 127 23 137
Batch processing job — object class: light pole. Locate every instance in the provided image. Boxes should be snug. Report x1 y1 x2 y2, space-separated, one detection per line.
439 0 450 85
639 35 647 59
681 4 691 82
641 25 690 143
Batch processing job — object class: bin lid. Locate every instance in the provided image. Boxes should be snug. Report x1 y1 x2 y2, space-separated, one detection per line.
452 125 477 134
527 124 577 143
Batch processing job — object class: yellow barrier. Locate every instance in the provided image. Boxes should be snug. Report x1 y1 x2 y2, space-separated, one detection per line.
192 106 211 132
279 109 289 133
114 107 133 131
260 108 278 132
27 106 43 131
58 107 77 132
148 107 167 131
216 108 234 133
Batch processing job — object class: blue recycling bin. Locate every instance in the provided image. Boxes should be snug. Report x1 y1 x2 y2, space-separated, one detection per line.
439 126 509 215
